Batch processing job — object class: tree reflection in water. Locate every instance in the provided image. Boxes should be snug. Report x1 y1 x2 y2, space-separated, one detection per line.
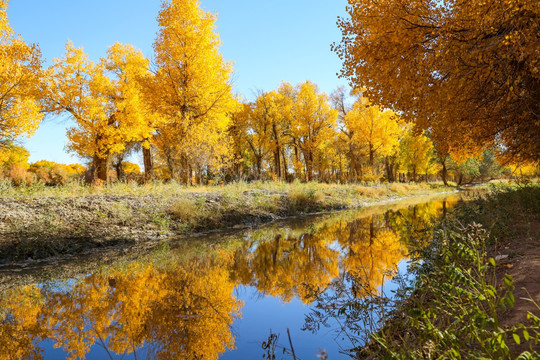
0 197 457 359
302 199 458 357
0 256 242 360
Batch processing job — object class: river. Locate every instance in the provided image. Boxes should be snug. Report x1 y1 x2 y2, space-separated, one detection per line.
0 192 465 359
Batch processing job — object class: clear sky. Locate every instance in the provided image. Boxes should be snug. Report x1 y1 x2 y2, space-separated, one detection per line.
7 0 349 164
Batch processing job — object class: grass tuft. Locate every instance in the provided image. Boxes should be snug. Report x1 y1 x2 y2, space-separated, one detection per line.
287 187 325 213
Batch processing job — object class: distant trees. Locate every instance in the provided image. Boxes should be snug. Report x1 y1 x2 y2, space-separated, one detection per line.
45 42 153 182
0 143 84 186
225 84 530 184
1 0 537 185
289 81 338 181
229 82 340 183
344 99 401 178
398 130 433 183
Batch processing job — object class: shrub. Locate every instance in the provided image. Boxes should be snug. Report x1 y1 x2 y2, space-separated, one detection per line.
167 197 215 228
8 165 33 186
29 161 85 186
287 187 324 212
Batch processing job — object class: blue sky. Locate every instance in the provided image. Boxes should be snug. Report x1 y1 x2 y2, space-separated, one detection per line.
8 0 349 164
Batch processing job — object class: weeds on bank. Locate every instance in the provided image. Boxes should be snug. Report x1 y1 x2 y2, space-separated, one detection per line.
356 184 540 359
0 179 447 199
355 185 387 198
288 187 325 213
454 182 540 243
364 223 540 359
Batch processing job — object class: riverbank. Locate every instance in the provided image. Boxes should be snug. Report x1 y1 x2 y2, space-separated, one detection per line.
361 183 540 359
0 181 453 262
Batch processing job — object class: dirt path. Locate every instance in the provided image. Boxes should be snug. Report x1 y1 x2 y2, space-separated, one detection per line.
497 218 540 353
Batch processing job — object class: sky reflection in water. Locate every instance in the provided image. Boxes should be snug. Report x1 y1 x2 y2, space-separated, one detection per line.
0 195 459 359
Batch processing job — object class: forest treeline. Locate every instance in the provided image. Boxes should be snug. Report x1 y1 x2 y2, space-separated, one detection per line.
0 0 538 186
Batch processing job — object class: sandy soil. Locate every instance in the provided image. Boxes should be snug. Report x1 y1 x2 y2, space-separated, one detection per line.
496 218 540 353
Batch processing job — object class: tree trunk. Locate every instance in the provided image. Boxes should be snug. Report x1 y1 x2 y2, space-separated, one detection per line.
338 157 343 183
255 155 262 180
163 147 176 180
441 161 448 186
93 155 109 183
348 152 359 182
272 124 282 180
142 146 153 182
180 155 190 184
442 200 447 219
305 151 314 182
114 162 124 182
348 161 355 182
206 165 213 184
281 150 289 182
347 143 355 182
274 149 281 180
294 145 300 176
385 156 395 182
195 166 202 185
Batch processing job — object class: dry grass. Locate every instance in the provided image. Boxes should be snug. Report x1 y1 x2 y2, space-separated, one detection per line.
168 198 200 223
390 182 430 195
0 179 446 199
288 187 325 212
354 185 387 198
0 180 454 261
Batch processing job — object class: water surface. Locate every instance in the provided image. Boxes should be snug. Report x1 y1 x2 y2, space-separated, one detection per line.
0 194 461 359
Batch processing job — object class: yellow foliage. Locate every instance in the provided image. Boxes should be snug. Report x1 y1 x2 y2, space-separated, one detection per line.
0 285 45 360
29 160 85 185
150 0 237 181
344 100 402 167
0 144 29 170
335 0 540 162
0 0 43 141
288 81 338 181
122 162 140 175
45 42 155 181
508 162 540 177
398 129 434 181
